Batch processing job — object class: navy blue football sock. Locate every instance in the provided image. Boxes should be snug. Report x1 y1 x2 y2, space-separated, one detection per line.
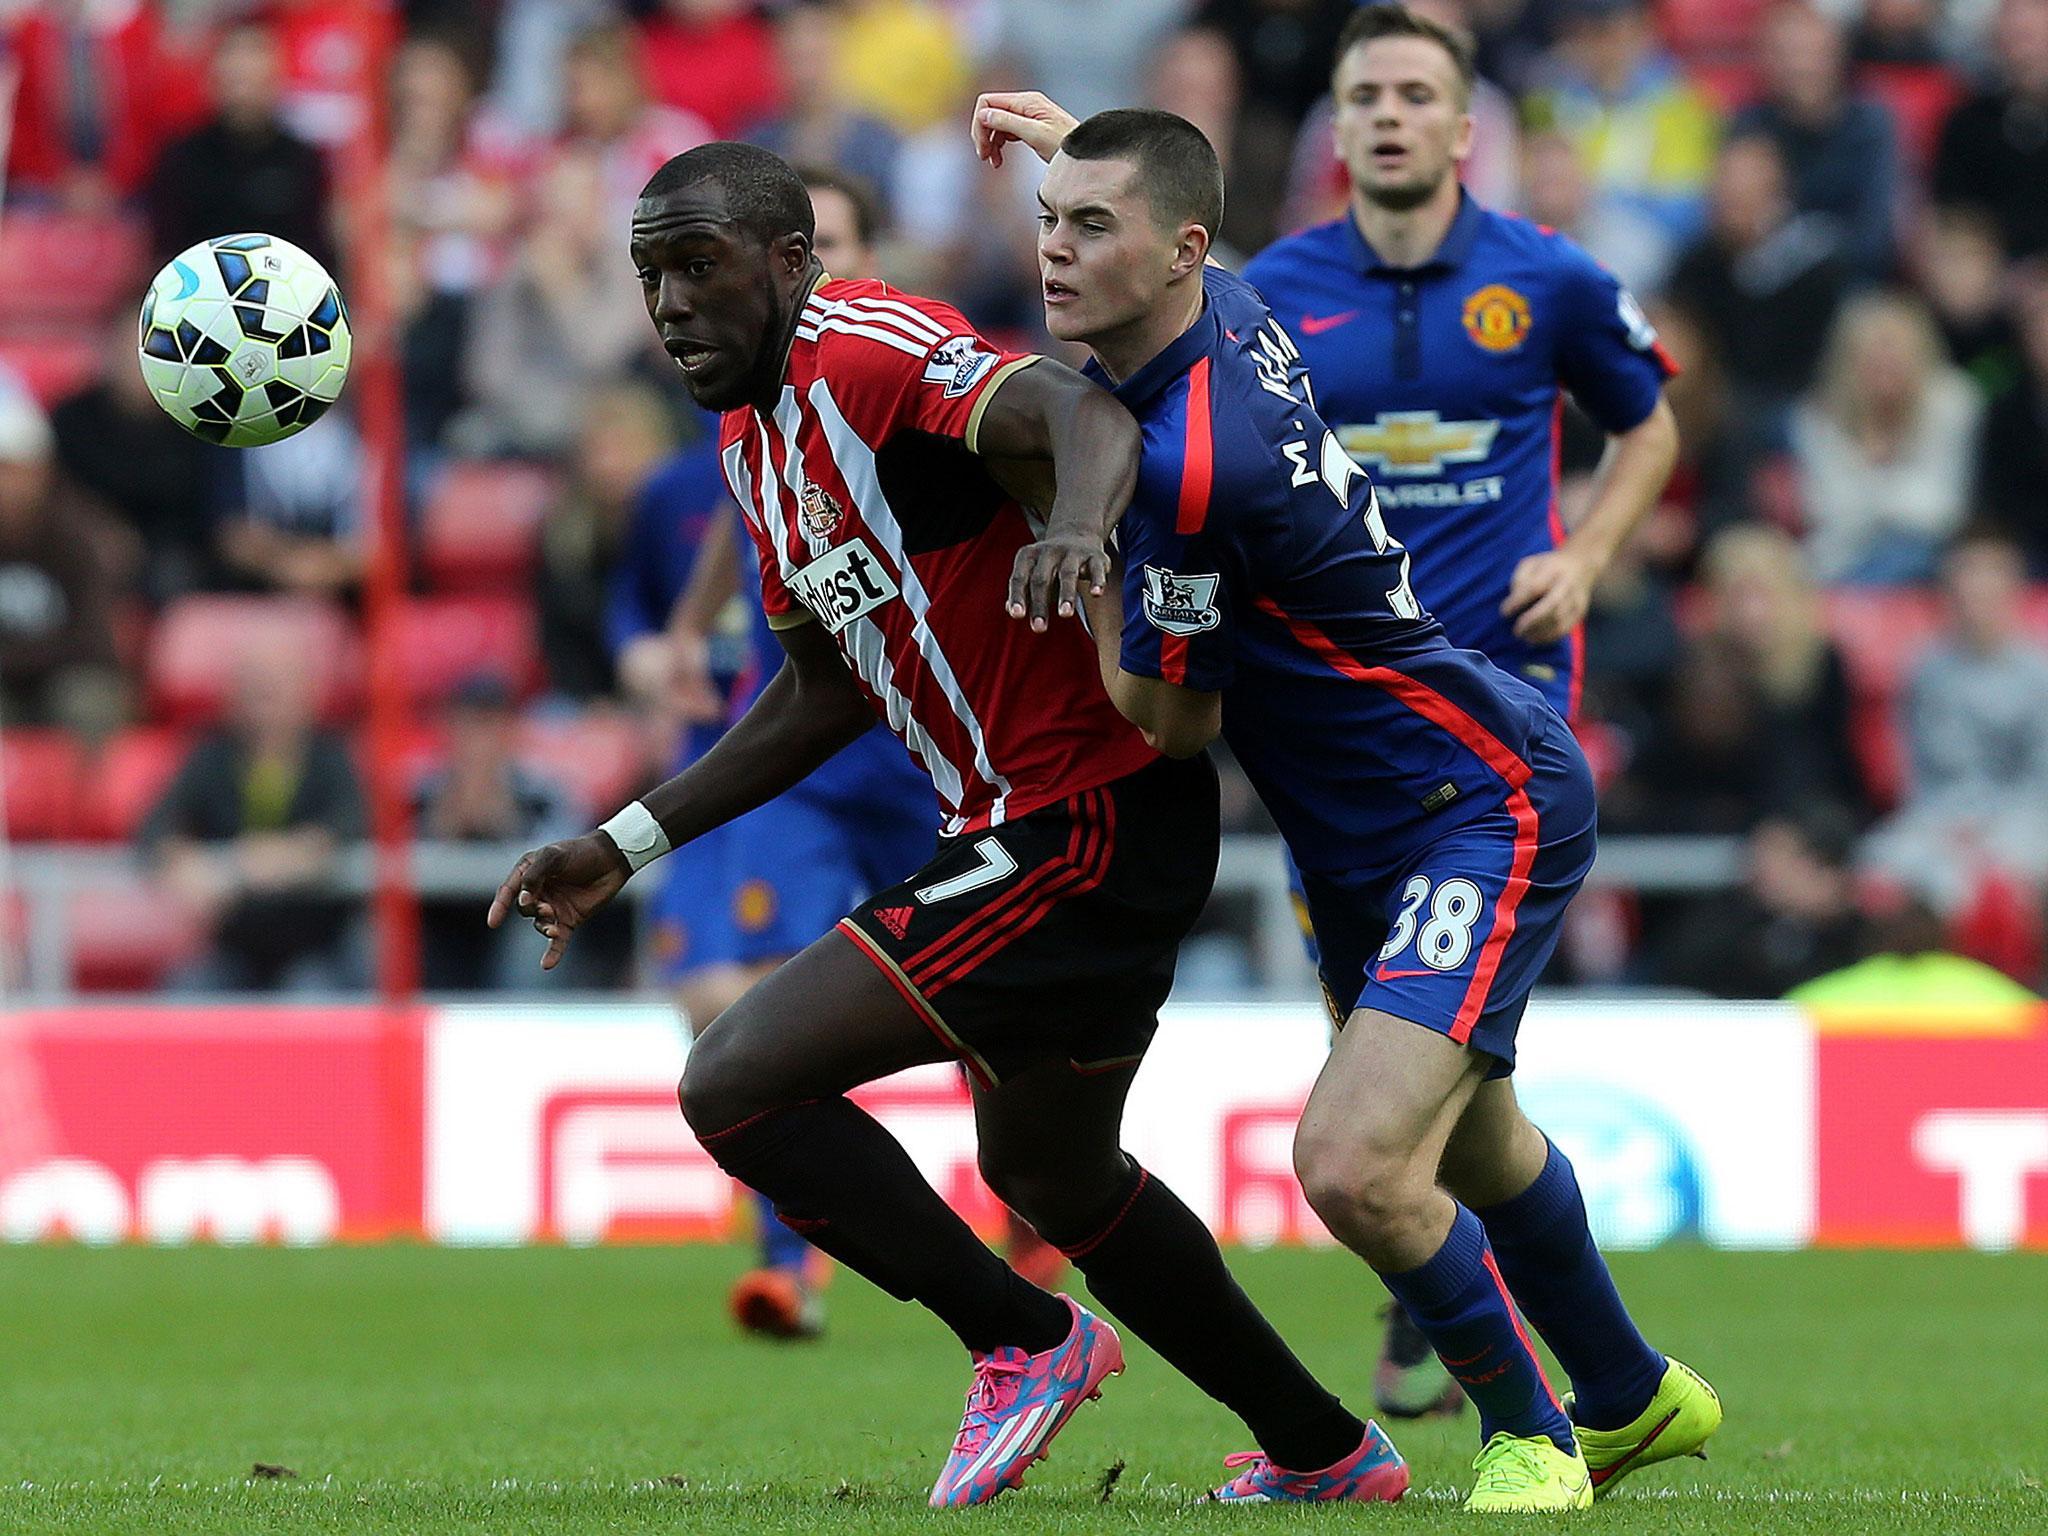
1476 1138 1665 1431
751 1187 812 1274
1378 1203 1575 1453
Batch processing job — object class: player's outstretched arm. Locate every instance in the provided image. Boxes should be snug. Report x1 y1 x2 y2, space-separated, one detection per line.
488 621 873 969
972 358 1142 631
972 90 1078 168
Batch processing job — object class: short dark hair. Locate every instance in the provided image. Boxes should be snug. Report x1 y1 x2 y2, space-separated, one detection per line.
639 142 815 248
794 163 888 246
1058 108 1224 237
1333 4 1477 105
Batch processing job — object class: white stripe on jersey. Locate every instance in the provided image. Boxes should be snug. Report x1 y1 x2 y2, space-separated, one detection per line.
829 293 949 342
721 438 761 536
764 389 970 811
807 375 1014 824
794 314 928 359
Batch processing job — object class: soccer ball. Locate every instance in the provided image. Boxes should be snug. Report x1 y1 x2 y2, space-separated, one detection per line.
137 233 352 448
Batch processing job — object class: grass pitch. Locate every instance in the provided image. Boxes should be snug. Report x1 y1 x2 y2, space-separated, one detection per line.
1 1243 2041 1534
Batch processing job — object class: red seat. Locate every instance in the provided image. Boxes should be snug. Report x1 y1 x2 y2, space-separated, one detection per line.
1687 60 1762 113
0 334 102 408
66 880 208 992
73 727 191 842
2018 583 2048 640
1858 63 1963 175
349 720 448 804
420 460 555 591
518 709 649 818
1 729 84 839
0 210 147 326
1821 588 1943 704
384 595 540 708
1657 0 1766 60
147 595 363 725
1571 716 1629 796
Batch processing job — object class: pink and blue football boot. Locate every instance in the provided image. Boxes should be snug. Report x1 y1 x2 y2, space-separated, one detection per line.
928 1294 1124 1507
1209 1420 1411 1503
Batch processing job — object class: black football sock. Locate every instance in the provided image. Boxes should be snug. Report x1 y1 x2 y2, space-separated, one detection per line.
699 1098 1070 1355
1041 1158 1366 1473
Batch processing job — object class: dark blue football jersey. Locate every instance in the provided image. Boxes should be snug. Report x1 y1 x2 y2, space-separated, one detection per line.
1242 195 1673 717
1098 264 1562 878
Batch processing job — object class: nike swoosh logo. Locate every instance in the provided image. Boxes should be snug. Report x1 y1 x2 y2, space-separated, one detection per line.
1374 967 1437 981
1300 310 1359 335
1589 1407 1680 1487
170 259 200 300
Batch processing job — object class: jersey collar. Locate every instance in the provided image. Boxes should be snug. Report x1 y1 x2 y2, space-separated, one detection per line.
1083 292 1219 411
1344 189 1484 277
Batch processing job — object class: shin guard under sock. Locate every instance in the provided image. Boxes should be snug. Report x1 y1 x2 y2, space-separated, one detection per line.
700 1098 1068 1354
1377 1203 1575 1452
1047 1159 1365 1472
1476 1139 1664 1430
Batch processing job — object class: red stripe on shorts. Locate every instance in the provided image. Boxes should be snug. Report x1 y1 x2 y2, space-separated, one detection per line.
903 800 1086 984
916 787 1117 996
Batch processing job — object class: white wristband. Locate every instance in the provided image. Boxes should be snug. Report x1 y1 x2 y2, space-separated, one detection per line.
598 800 672 873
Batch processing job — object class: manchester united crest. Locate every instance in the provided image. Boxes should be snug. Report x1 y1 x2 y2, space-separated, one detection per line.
1461 283 1532 354
800 479 844 538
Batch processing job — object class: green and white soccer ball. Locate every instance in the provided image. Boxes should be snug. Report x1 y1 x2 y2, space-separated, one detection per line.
138 233 351 447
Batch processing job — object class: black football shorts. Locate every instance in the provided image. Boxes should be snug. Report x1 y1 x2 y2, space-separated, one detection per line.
837 753 1219 1086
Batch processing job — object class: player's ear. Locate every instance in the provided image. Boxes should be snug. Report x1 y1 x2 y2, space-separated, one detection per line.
1173 221 1212 281
773 231 812 279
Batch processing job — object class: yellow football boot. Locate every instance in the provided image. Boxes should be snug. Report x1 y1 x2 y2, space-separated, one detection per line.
1570 1357 1721 1498
1462 1432 1593 1513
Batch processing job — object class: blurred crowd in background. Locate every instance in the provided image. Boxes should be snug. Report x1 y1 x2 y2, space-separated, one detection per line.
2 0 2048 1000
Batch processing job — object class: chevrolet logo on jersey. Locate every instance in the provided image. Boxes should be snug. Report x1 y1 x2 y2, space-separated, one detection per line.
789 538 899 634
1336 412 1501 477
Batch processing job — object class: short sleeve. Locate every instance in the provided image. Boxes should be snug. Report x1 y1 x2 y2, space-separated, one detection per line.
1552 243 1675 435
735 502 806 631
806 287 1038 453
1116 505 1238 693
718 424 810 631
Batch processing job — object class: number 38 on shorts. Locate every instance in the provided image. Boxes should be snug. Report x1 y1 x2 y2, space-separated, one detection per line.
1292 771 1596 1073
1377 875 1487 974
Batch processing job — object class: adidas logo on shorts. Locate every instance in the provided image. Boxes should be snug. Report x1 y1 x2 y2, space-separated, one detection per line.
875 906 914 940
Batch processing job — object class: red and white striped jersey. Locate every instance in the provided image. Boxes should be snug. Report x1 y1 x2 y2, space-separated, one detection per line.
719 278 1155 834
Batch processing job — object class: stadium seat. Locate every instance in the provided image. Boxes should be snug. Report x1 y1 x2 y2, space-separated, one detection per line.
1657 0 1766 60
349 720 448 804
1571 716 1629 795
1821 588 1943 704
420 459 556 591
0 729 85 840
386 594 541 708
0 334 102 407
72 728 191 843
66 880 208 992
0 210 147 326
1859 63 1963 175
1686 60 1762 113
2019 583 2048 639
517 709 649 818
147 595 363 725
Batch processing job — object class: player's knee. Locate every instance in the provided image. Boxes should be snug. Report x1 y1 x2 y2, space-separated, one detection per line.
677 1022 768 1137
977 1148 1120 1239
976 1154 1041 1223
1293 1124 1421 1245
